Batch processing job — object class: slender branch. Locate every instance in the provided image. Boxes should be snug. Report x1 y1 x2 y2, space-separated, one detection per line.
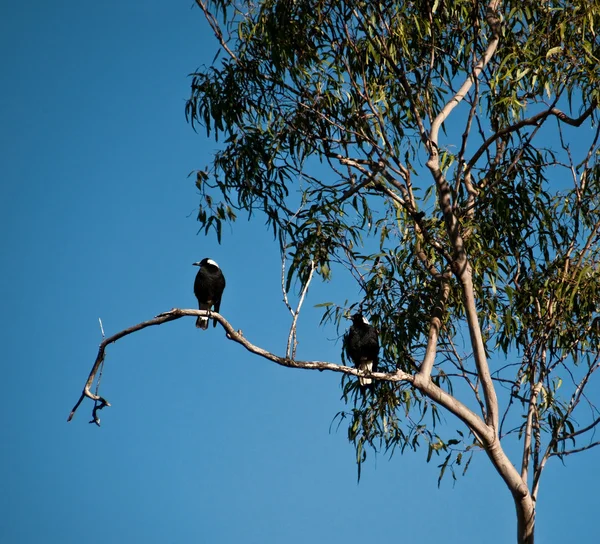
549 441 600 458
429 1 502 146
195 0 238 62
286 261 315 359
446 337 488 418
521 382 542 483
454 82 479 207
559 415 600 443
281 252 294 316
461 267 499 431
465 101 598 174
418 279 450 378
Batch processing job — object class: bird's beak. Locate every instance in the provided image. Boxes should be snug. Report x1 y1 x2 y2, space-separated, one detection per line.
192 261 201 266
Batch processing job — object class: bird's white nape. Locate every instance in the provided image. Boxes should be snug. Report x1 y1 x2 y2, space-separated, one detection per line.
206 259 220 268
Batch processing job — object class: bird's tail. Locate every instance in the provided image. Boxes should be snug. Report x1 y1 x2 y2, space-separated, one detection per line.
359 360 373 386
196 316 209 329
196 304 210 330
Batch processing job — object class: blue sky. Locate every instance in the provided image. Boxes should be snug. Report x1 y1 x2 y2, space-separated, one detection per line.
1 2 597 543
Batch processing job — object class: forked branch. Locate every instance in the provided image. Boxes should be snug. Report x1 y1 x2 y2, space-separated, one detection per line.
281 257 315 359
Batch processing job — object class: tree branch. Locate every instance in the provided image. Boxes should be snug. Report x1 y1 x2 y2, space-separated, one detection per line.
465 101 598 174
418 279 450 378
195 0 239 62
558 415 600 443
284 260 315 359
68 307 497 448
429 1 502 146
521 382 542 484
68 308 414 423
549 441 600 458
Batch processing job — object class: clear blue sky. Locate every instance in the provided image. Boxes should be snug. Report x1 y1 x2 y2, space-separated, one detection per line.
1 2 596 543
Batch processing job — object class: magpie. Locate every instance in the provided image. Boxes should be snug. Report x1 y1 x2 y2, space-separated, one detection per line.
344 313 379 386
193 258 226 329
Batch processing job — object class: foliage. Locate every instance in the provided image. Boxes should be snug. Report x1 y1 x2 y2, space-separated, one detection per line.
187 1 600 541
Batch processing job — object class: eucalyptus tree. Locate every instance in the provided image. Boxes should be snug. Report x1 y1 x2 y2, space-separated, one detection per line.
69 1 600 543
185 1 599 542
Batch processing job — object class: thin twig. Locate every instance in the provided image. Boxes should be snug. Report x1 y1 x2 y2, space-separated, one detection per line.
91 318 107 426
195 0 238 62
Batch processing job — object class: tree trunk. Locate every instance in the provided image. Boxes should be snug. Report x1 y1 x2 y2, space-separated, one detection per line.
515 495 535 544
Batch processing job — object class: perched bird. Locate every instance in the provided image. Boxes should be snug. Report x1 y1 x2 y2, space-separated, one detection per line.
193 258 226 329
344 313 379 386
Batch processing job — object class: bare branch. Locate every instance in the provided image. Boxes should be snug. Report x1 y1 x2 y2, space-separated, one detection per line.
67 311 183 422
68 308 413 423
286 261 315 359
429 2 502 146
281 253 294 316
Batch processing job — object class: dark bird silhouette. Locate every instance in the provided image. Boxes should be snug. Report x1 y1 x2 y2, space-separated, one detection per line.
193 258 226 329
344 313 379 386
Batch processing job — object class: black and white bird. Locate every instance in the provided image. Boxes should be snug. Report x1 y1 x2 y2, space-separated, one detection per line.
193 258 226 329
344 313 379 386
